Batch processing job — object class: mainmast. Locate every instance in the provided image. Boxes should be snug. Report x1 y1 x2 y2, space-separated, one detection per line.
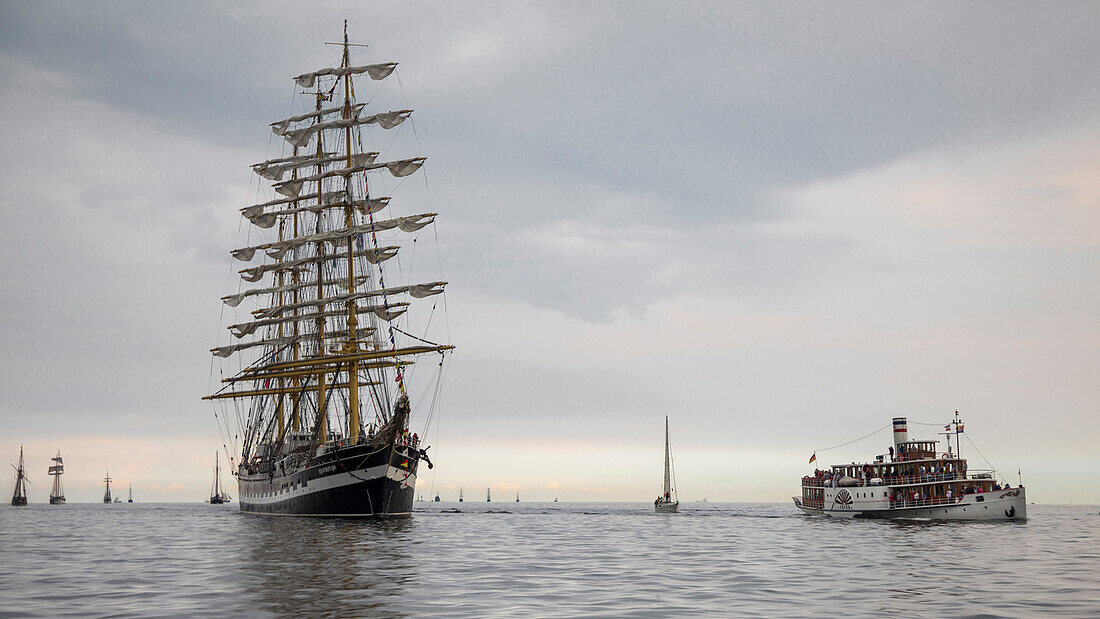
341 20 362 441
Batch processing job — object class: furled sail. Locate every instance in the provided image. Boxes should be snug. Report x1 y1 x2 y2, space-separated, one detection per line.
238 246 399 282
231 214 434 262
243 196 391 229
270 103 366 135
252 281 446 318
253 152 378 181
293 63 397 88
273 157 425 198
212 329 360 358
228 305 404 338
229 278 443 310
282 110 412 148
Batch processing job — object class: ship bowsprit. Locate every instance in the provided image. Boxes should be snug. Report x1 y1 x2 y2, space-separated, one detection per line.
238 441 420 517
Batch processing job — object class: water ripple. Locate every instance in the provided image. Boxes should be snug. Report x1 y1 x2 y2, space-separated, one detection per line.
1 503 1098 616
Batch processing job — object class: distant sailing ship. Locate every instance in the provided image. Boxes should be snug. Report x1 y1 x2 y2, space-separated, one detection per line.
103 470 112 504
10 446 29 506
654 416 679 513
128 483 133 503
209 452 232 504
458 487 463 503
486 488 491 503
515 491 519 503
795 415 1026 520
48 451 65 504
203 23 451 517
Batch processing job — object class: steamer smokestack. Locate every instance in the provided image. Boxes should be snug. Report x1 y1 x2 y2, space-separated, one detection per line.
892 417 909 450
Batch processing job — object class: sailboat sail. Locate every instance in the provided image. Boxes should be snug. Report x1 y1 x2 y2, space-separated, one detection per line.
204 23 453 517
655 416 679 513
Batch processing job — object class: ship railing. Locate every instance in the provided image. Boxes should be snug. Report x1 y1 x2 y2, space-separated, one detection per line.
805 471 963 488
890 495 959 509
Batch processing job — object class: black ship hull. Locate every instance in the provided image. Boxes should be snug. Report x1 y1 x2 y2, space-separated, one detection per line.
11 497 27 506
49 497 65 505
238 441 419 517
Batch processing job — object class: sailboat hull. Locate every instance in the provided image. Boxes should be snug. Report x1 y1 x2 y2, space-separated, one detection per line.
654 501 679 513
238 442 419 517
49 497 65 505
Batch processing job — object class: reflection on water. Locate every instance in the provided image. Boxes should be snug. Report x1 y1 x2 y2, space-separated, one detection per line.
238 517 419 616
1 502 1097 616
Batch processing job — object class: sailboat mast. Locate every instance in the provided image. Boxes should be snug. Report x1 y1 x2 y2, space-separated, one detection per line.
663 416 671 495
342 20 362 441
314 89 329 441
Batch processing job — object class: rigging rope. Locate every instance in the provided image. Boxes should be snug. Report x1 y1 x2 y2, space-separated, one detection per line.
813 423 892 455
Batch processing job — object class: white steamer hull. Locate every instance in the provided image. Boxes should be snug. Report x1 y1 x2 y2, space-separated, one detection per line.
794 487 1027 521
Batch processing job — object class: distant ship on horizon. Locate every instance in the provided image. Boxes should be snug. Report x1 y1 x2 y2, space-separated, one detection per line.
10 446 29 506
49 451 65 504
209 452 231 504
103 470 112 504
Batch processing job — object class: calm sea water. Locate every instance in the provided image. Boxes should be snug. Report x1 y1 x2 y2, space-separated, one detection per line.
1 502 1098 617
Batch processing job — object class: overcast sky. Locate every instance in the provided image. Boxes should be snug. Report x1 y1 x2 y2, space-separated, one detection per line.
1 1 1097 503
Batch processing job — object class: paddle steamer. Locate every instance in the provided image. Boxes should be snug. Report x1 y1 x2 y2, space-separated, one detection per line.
795 416 1026 520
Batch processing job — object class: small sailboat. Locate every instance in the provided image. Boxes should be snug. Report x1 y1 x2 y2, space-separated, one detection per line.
654 416 679 513
128 483 133 503
554 497 558 503
10 446 29 506
210 452 231 504
103 470 113 504
486 487 491 503
458 487 464 503
515 491 519 503
48 451 65 504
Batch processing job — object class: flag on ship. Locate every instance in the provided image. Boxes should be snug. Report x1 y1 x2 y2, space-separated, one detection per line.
808 452 816 464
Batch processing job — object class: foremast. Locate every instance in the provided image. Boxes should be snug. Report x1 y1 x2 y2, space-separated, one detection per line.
205 23 451 474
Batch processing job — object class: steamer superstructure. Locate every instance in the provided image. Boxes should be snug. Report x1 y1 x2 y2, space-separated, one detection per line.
794 416 1026 520
205 24 451 517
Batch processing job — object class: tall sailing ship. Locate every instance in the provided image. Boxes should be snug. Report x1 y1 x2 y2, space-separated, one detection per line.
795 416 1026 520
49 451 65 504
103 470 112 504
10 446 29 506
204 24 451 517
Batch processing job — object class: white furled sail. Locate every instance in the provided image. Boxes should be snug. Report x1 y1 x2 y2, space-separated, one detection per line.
293 62 397 88
231 213 435 262
273 157 426 197
237 246 399 282
282 110 411 148
270 103 367 135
